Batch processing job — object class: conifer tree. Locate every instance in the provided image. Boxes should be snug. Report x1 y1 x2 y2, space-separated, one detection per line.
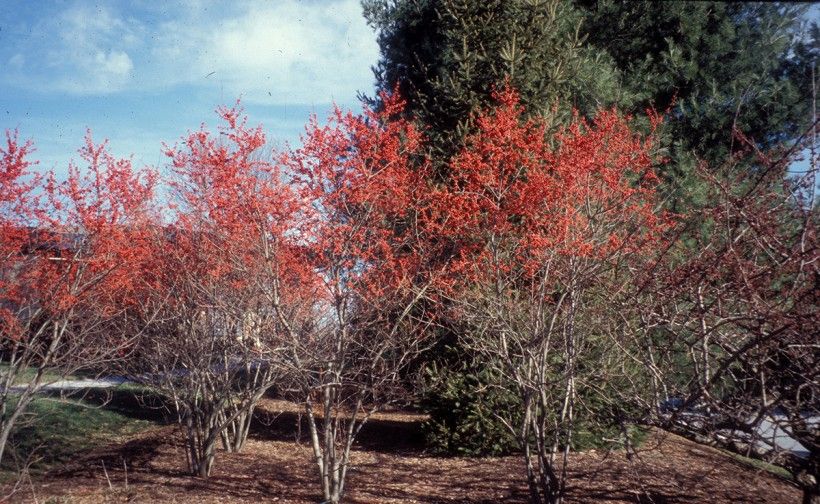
578 0 818 210
363 0 624 165
366 0 817 205
362 0 818 455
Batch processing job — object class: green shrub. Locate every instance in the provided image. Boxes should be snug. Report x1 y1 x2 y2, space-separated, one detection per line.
421 359 520 456
419 347 650 456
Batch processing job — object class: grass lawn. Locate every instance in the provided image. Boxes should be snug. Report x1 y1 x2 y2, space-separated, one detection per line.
0 387 160 477
0 363 74 386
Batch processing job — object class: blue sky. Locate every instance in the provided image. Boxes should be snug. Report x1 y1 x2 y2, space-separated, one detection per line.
0 0 379 175
2 1 817 184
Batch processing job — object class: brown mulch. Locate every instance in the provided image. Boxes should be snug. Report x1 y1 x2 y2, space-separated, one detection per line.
5 399 800 503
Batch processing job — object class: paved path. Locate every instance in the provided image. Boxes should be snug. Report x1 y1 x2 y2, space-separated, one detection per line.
7 376 130 393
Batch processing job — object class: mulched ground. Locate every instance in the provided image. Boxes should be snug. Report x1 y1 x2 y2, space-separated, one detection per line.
6 399 800 503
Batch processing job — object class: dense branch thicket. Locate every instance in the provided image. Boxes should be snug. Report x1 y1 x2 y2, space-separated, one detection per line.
0 133 156 467
280 93 446 503
431 88 668 504
0 79 816 503
123 105 303 476
628 133 819 503
363 2 818 456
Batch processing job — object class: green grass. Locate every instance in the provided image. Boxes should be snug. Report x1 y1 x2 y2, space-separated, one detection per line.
717 447 793 480
1 388 159 475
0 363 73 386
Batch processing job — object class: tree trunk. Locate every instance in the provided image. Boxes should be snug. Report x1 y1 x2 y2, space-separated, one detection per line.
0 420 14 467
795 458 819 504
0 394 30 467
197 446 215 478
799 473 819 504
232 407 253 451
184 412 220 478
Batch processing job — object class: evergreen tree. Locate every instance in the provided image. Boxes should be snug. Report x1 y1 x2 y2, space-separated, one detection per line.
365 0 817 204
361 0 818 455
363 0 624 165
362 0 626 456
577 0 818 209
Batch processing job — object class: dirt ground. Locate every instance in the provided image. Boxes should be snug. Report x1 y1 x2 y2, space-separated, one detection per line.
6 399 800 503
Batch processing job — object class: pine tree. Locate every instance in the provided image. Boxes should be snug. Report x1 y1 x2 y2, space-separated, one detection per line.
366 0 818 206
578 0 818 210
362 0 627 456
361 0 818 456
363 0 624 165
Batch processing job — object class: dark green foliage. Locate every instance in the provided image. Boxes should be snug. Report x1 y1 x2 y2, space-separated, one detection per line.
362 0 818 457
580 1 815 156
577 0 818 210
365 0 817 204
363 0 624 165
420 352 647 456
420 354 520 456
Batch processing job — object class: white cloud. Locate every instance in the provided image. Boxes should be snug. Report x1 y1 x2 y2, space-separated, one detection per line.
2 0 378 104
8 54 25 69
2 3 141 94
96 50 134 77
147 0 378 104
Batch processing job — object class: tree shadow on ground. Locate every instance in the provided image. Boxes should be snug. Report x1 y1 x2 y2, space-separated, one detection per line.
43 386 173 424
249 404 428 455
16 404 799 504
52 429 170 478
344 453 530 503
566 464 696 503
